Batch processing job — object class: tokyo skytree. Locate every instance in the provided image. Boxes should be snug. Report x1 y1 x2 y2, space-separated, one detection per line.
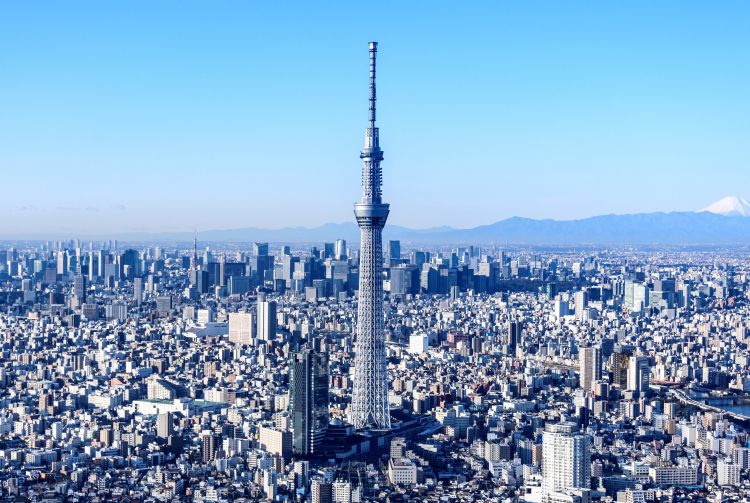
351 41 391 430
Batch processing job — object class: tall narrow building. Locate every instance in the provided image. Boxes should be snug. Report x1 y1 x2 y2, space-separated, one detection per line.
542 422 591 494
579 345 602 392
289 348 329 456
351 42 391 429
257 293 277 342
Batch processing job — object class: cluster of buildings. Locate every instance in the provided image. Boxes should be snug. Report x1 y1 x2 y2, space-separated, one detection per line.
0 241 749 502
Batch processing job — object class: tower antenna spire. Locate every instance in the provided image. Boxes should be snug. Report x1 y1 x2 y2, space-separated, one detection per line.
369 41 377 129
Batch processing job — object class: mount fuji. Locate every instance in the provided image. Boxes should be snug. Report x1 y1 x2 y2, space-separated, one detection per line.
699 196 750 217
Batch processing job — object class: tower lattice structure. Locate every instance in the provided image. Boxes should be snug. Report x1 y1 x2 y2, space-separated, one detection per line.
351 41 391 430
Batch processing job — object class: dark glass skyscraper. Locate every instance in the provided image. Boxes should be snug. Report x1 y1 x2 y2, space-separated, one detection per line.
289 348 329 456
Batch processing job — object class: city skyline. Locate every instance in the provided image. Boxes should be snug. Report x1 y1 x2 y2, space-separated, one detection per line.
2 4 750 502
2 2 749 236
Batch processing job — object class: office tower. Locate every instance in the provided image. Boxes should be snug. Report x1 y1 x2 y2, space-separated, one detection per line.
56 250 65 276
542 422 591 494
323 242 335 259
156 412 174 439
610 344 632 388
334 239 347 260
311 478 333 503
88 251 96 281
579 346 602 392
388 240 400 263
97 249 106 277
628 355 650 393
253 242 269 256
257 293 277 341
196 270 210 294
228 312 255 345
289 348 329 456
351 42 391 430
573 290 588 320
73 274 87 303
253 242 272 285
507 321 522 356
133 276 143 305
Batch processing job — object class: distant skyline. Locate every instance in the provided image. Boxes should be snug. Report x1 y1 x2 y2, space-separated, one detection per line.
1 2 749 238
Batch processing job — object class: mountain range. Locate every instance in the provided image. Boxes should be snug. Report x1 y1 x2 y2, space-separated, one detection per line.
114 196 750 246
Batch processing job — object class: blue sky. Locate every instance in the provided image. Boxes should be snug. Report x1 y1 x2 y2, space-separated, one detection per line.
1 2 748 237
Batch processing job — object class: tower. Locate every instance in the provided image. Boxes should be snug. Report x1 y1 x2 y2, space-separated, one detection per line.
542 422 591 494
257 293 277 341
579 345 602 392
627 354 650 393
351 41 391 429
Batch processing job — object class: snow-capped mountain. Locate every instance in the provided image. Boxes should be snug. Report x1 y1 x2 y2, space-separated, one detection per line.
699 196 750 217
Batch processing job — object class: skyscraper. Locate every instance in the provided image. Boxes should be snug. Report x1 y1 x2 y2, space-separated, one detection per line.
579 346 602 392
156 412 174 439
542 422 591 494
289 348 329 456
627 355 650 393
228 312 255 345
73 274 87 303
334 239 347 260
388 240 400 264
257 293 277 342
351 42 390 430
133 276 143 305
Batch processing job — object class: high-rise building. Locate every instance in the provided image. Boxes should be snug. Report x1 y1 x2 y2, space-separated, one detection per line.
57 250 68 276
311 478 333 503
388 240 400 263
610 344 633 388
253 242 269 256
201 431 219 463
289 348 329 456
628 355 650 393
717 458 740 486
507 321 522 356
542 422 591 494
351 42 391 430
574 290 588 320
156 412 174 439
259 426 292 460
73 274 87 303
88 251 97 281
579 346 602 392
257 293 277 341
133 276 143 305
334 239 347 260
229 312 255 345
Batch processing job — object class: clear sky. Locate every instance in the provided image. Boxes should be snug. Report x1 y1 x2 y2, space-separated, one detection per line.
1 2 748 238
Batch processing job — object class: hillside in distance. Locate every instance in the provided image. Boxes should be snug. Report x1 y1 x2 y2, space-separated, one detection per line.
131 210 750 245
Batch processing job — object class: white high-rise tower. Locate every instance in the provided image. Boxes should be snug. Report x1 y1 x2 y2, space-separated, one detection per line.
542 422 591 494
351 41 391 430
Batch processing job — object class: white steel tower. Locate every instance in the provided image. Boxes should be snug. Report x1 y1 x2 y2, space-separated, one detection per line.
351 41 390 429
